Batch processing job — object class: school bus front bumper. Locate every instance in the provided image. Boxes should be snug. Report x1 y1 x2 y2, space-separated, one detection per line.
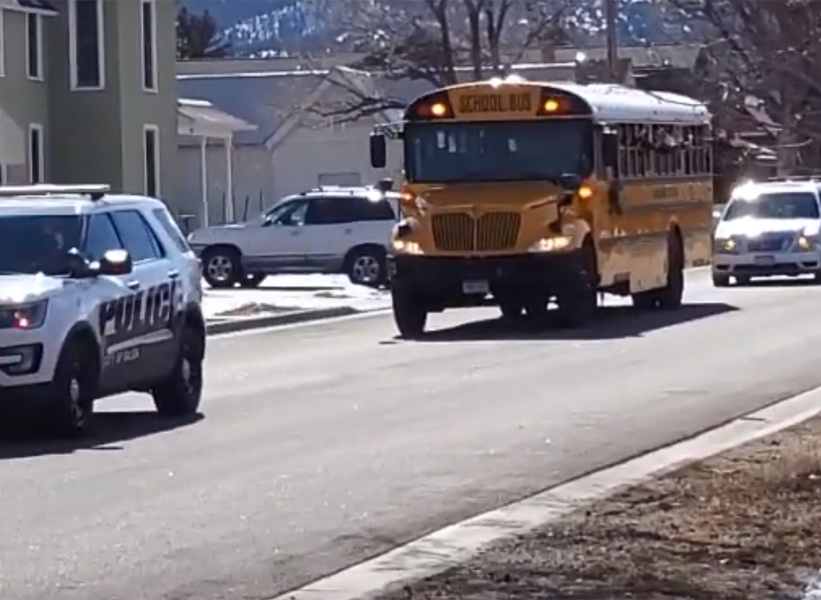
388 251 585 302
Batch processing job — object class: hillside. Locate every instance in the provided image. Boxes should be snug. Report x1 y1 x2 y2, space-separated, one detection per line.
181 0 702 58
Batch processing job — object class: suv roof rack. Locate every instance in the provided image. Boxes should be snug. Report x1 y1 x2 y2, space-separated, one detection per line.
0 184 111 200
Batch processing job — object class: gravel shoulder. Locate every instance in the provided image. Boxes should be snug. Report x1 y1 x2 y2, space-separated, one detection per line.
378 416 821 600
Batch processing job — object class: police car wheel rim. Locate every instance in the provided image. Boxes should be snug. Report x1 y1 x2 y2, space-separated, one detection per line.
68 376 84 424
352 256 380 283
207 255 233 282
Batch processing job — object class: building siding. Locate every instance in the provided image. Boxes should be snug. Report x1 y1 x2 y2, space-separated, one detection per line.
0 9 50 181
47 0 125 189
35 0 178 210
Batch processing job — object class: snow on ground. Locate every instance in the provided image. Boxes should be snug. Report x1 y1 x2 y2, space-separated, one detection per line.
805 572 821 600
202 274 390 319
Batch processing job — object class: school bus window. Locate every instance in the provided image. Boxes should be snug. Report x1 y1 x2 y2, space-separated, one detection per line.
404 120 593 184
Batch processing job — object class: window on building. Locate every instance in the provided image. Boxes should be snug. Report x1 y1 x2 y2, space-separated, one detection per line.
70 0 104 89
141 0 156 91
28 124 43 184
144 125 159 197
26 13 42 80
0 9 6 77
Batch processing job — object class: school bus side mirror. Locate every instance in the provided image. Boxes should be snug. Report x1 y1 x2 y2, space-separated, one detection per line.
603 131 619 173
370 134 387 169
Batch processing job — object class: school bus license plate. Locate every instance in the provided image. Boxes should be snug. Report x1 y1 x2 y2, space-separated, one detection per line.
462 280 490 295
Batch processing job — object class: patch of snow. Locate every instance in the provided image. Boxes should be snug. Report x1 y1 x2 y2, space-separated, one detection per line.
804 571 821 600
202 275 390 319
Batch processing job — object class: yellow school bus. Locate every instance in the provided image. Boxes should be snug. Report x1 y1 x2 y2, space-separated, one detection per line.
368 77 714 337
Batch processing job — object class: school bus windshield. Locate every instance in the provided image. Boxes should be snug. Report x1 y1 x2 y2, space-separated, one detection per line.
404 119 593 184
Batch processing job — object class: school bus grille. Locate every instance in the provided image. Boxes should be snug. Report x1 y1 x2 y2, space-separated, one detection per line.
431 212 521 252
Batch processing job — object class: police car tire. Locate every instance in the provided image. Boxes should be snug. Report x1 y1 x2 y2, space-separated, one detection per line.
50 340 95 437
152 325 203 416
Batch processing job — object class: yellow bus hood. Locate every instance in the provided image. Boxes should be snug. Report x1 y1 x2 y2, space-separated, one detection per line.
403 181 566 213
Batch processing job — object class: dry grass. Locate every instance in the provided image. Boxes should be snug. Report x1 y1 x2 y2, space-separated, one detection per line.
381 417 821 600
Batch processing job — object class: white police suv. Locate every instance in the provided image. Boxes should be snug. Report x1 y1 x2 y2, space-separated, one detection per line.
712 179 821 286
0 184 205 437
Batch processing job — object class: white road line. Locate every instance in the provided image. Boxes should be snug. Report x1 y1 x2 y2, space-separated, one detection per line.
270 385 821 600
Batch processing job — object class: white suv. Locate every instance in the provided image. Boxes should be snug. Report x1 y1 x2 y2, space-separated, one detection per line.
713 179 821 286
187 186 400 289
0 184 205 437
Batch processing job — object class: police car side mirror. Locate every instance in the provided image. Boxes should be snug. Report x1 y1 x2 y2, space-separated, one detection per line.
98 249 133 276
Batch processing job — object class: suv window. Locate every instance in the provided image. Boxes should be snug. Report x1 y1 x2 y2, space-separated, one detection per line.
350 197 397 221
110 210 164 262
724 191 821 220
305 196 396 225
152 208 190 253
84 214 123 261
265 199 309 226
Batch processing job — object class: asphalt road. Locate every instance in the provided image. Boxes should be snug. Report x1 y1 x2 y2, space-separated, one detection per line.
2 269 820 600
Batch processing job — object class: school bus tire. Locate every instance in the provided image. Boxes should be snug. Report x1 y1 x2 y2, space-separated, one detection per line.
555 240 598 329
392 288 427 339
656 229 684 310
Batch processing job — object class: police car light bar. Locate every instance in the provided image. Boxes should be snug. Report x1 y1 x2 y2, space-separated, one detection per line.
0 184 111 199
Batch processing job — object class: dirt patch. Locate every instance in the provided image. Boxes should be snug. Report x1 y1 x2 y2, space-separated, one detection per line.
379 417 821 600
214 302 296 317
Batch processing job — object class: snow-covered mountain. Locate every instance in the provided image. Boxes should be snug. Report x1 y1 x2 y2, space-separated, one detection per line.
181 0 701 58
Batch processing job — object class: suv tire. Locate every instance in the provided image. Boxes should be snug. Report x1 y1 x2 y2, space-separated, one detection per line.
152 323 204 417
202 246 242 289
346 247 387 287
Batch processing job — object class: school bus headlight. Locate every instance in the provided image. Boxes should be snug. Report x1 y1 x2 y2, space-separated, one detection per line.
392 239 423 255
0 299 49 330
529 236 572 252
577 185 593 199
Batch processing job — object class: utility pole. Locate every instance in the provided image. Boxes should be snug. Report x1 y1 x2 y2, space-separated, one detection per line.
604 0 619 82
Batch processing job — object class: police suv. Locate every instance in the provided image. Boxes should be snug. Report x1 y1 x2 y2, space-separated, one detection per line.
713 178 821 286
0 184 205 437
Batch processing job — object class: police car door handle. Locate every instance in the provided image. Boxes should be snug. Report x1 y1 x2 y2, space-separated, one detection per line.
126 280 141 290
168 270 180 279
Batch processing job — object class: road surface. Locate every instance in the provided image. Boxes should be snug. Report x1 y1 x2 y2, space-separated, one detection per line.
1 270 819 600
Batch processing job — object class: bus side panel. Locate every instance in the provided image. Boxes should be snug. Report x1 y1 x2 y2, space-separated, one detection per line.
595 179 713 294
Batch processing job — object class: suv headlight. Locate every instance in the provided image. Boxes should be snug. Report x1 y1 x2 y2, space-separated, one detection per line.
0 299 49 330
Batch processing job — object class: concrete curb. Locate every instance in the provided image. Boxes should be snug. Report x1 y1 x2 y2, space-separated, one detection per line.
270 386 821 600
206 306 364 335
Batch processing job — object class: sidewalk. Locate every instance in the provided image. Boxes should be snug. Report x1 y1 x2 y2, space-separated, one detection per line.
201 275 390 321
377 416 821 600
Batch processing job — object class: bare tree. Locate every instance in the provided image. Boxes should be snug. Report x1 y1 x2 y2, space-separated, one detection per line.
668 0 821 171
308 0 572 122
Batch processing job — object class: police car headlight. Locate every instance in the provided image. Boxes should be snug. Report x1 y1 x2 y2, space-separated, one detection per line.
0 299 49 330
797 235 818 251
714 237 737 253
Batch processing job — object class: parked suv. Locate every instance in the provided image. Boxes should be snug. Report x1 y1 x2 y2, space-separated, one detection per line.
188 186 400 288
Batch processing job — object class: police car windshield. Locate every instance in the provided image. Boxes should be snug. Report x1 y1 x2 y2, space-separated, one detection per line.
724 192 821 221
0 214 82 276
